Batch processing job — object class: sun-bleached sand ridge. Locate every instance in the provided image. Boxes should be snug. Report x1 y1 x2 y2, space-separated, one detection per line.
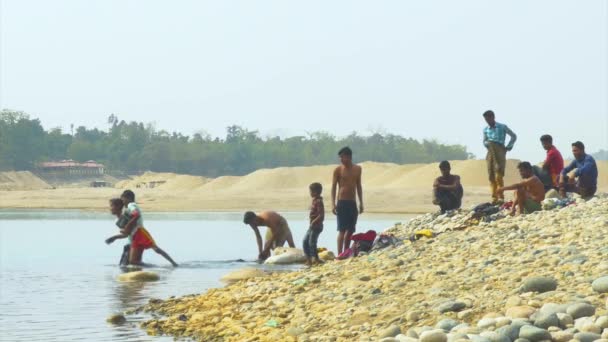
0 160 606 213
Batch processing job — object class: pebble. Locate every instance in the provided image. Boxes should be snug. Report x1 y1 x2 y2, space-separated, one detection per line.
518 325 551 341
538 302 568 315
458 310 474 320
505 296 523 308
574 332 602 342
407 328 419 338
116 271 159 282
468 335 492 342
505 306 536 319
479 331 510 342
287 327 305 337
437 301 467 313
580 323 602 334
592 276 608 294
395 335 419 342
437 319 460 332
520 277 557 293
556 313 573 328
495 318 511 328
477 318 496 329
533 312 559 329
496 323 523 341
420 329 448 342
106 314 126 325
380 338 399 342
407 311 422 322
379 325 402 338
567 302 596 319
550 330 573 342
597 316 608 329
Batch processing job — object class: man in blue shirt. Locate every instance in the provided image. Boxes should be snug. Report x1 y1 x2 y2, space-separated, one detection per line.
559 141 598 199
482 110 517 204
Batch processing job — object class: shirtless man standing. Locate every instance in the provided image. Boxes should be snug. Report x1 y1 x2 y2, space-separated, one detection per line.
243 211 295 261
498 162 545 215
331 147 363 255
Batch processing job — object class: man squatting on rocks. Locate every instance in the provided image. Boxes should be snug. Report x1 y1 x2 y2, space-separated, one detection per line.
559 141 599 199
498 161 545 215
432 160 464 214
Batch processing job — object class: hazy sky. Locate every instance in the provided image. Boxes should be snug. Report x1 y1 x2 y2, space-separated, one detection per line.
1 0 606 162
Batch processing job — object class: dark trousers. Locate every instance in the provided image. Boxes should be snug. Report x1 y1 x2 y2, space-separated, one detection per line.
303 227 322 259
561 174 597 199
435 189 462 213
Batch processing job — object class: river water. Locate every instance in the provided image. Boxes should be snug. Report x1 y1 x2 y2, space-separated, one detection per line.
0 210 409 341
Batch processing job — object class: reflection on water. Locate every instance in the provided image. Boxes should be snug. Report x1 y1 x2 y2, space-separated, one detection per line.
0 210 409 341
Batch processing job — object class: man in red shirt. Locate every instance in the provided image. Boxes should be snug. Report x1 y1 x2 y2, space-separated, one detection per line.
540 134 564 188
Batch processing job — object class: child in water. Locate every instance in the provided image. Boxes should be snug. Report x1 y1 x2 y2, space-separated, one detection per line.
105 190 178 267
108 198 131 265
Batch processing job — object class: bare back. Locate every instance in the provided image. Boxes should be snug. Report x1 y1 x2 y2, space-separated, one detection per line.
333 164 362 201
257 211 286 236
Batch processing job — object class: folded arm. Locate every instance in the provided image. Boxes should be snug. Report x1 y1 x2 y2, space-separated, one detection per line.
436 176 461 190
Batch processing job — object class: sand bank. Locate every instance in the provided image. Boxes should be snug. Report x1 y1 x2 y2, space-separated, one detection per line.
1 160 606 213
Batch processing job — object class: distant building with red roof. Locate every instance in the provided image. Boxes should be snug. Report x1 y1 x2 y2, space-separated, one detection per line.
38 159 105 176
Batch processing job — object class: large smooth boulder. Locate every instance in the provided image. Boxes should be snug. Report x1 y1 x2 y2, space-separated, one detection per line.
220 268 268 284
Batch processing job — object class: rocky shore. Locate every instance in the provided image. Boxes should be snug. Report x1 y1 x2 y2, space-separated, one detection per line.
137 194 608 342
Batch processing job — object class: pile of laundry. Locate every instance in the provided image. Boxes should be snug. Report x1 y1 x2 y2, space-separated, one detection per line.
385 192 597 241
384 202 508 240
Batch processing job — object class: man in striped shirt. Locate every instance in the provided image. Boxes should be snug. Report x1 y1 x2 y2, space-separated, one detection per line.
482 110 517 204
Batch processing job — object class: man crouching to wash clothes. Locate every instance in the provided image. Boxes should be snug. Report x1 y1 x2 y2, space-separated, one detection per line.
243 211 295 262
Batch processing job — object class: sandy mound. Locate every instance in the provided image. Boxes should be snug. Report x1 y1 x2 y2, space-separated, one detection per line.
225 165 335 192
116 172 209 190
0 171 51 190
112 160 608 195
1 160 605 212
198 176 241 192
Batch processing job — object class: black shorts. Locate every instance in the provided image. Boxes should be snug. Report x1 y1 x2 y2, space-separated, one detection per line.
337 200 358 233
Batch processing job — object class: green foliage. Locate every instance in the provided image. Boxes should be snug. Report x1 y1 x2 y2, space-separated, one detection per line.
0 109 471 175
0 110 46 170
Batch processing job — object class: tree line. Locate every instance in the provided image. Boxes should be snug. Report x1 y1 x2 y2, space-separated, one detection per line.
0 110 472 176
